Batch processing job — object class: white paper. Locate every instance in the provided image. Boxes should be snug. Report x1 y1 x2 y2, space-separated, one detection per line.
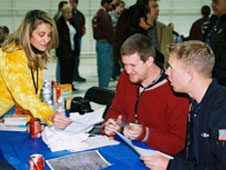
3 116 27 126
42 127 89 152
0 123 26 131
69 134 119 152
134 146 174 159
42 126 119 152
64 107 105 133
116 132 141 155
116 132 173 159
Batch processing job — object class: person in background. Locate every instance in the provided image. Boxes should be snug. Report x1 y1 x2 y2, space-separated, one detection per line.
109 0 125 80
204 0 226 86
53 1 68 83
70 0 86 82
54 1 68 22
141 40 226 170
0 10 72 129
109 0 125 31
114 0 165 66
147 0 174 68
56 4 79 92
168 23 182 43
189 5 211 41
0 25 9 47
101 33 189 156
92 0 114 88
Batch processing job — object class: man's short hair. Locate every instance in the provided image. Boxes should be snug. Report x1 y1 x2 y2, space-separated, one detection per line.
114 0 125 8
120 33 156 62
101 0 112 6
201 5 211 17
136 0 159 6
0 25 9 34
70 0 78 3
168 40 215 78
58 1 68 10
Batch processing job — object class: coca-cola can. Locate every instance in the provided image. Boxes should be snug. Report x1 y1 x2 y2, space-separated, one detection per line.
51 80 58 88
52 85 61 105
29 154 44 170
30 118 41 138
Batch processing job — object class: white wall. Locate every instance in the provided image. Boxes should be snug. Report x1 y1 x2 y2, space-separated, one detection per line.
0 0 212 55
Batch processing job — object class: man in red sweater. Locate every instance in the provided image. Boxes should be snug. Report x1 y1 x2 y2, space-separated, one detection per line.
101 33 189 156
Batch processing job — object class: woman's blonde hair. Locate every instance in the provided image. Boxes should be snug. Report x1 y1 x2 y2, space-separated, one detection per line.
61 4 72 14
2 10 59 69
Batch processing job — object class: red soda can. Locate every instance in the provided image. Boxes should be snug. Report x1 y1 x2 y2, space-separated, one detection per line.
52 85 61 105
30 118 41 138
51 80 58 88
29 154 44 170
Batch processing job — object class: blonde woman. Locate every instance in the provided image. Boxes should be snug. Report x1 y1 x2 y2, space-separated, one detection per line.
0 10 72 129
56 4 79 91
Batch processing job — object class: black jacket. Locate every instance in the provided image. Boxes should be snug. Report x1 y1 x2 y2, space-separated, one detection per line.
168 79 226 170
56 16 79 58
209 14 226 80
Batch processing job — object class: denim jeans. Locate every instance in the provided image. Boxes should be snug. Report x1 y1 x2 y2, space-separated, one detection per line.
96 40 113 88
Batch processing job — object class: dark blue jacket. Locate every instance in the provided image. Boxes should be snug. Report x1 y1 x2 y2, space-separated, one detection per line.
209 14 226 82
168 79 226 170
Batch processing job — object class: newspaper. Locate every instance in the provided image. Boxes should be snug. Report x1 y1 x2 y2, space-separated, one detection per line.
46 150 111 170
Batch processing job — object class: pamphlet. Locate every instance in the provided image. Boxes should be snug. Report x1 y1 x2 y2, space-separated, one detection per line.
46 150 111 170
116 132 174 159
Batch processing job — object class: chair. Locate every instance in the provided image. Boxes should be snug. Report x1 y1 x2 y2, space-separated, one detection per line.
84 86 115 133
84 86 115 118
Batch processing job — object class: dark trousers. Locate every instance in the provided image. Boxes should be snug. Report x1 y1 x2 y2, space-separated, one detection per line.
112 60 121 79
59 52 75 84
74 37 81 78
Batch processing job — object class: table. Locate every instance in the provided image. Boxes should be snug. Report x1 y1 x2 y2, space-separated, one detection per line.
0 131 150 170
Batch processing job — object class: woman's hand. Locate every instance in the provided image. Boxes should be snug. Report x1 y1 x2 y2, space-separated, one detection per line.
49 111 72 129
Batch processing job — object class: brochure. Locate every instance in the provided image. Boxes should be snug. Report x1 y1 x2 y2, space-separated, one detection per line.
116 132 173 159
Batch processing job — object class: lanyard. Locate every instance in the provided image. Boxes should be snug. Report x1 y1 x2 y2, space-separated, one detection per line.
186 100 200 162
31 64 39 94
134 69 164 123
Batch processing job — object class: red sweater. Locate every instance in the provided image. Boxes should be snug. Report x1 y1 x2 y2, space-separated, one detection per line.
105 71 189 155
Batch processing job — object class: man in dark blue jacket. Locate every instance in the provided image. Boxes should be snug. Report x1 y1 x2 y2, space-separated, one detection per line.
141 40 226 170
205 0 226 86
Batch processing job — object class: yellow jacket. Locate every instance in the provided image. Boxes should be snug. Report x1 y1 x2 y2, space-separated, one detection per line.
0 48 54 124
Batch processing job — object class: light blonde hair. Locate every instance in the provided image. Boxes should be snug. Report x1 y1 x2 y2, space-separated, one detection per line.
2 10 59 69
168 40 215 78
61 4 72 14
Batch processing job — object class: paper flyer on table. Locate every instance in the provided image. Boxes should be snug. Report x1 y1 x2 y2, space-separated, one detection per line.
116 132 173 159
46 150 111 170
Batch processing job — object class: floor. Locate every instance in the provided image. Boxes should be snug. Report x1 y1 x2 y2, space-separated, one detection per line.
43 54 118 109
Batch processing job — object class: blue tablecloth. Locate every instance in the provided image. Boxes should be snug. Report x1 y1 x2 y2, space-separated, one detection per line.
0 131 150 170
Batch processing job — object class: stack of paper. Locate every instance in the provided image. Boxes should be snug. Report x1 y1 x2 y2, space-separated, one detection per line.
0 116 27 131
4 116 27 126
